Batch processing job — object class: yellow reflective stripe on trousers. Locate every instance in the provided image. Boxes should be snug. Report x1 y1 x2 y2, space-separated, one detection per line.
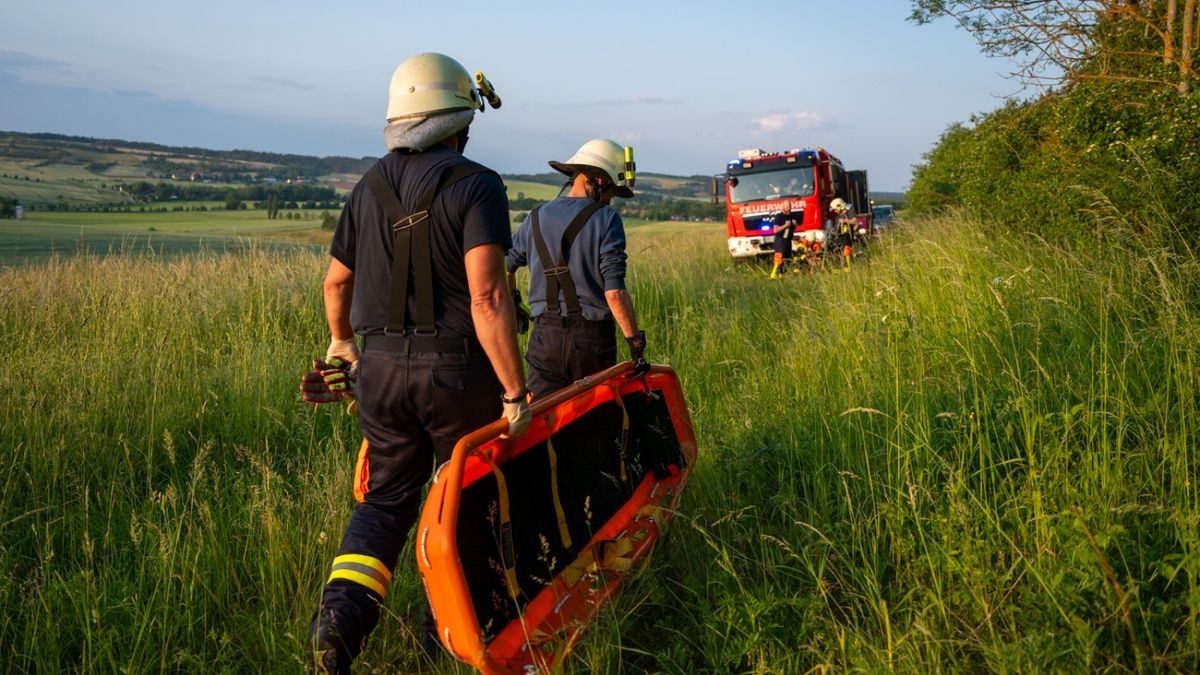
545 435 573 550
327 554 392 598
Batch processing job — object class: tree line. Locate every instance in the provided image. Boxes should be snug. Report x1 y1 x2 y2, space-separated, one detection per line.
509 192 722 222
6 131 375 179
119 181 341 205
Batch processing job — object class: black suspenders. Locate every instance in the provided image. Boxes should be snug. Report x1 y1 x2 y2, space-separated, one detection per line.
362 160 491 335
530 201 603 319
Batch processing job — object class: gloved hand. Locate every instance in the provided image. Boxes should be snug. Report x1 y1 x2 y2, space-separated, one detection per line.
300 357 356 404
626 330 650 376
326 337 360 371
511 289 532 335
499 390 531 438
320 356 356 395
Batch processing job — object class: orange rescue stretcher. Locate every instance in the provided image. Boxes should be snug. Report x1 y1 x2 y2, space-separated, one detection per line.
416 361 697 674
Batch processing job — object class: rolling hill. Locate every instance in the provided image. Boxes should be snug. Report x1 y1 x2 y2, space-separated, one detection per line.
1 131 903 211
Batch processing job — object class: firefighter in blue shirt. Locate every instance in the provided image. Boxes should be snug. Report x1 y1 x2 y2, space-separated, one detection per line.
506 139 648 398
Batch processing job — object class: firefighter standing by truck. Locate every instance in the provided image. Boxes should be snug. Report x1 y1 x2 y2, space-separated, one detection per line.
769 203 800 279
303 52 531 674
830 197 855 268
505 138 648 398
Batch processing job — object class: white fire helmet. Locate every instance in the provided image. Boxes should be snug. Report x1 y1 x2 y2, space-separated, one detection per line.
549 139 636 198
386 53 486 122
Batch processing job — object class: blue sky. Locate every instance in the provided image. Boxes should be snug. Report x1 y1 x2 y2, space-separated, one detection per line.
0 1 1019 191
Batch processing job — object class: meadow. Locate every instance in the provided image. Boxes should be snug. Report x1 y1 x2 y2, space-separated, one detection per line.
0 208 331 266
1 213 1198 673
503 180 562 201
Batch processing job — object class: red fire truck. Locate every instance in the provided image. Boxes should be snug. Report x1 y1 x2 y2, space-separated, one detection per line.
712 147 871 259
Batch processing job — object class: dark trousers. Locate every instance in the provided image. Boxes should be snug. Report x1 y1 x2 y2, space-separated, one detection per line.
773 229 795 258
526 315 617 398
312 338 501 662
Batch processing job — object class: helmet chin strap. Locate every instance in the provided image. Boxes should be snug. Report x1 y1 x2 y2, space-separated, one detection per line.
584 177 614 203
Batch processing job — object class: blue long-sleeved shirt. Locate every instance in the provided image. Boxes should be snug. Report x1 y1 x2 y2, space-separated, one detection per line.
505 196 627 321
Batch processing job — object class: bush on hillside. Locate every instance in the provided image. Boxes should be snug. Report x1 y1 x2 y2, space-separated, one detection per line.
908 5 1200 248
910 83 1200 245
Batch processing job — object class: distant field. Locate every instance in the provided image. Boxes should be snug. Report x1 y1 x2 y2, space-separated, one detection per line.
622 217 716 235
640 175 691 190
503 179 561 201
1 208 699 266
23 207 329 233
0 161 116 206
0 160 238 206
1 208 328 266
0 221 320 266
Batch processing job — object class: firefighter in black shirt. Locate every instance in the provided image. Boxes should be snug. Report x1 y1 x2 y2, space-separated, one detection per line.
769 203 800 279
305 52 530 674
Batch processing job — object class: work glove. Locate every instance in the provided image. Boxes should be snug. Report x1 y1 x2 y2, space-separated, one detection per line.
626 330 651 377
301 357 357 408
326 337 360 370
511 289 532 335
500 390 531 438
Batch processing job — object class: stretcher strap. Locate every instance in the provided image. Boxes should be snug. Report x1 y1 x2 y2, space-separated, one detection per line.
327 553 393 598
545 436 573 551
558 536 637 589
609 386 631 488
598 537 635 573
483 455 520 600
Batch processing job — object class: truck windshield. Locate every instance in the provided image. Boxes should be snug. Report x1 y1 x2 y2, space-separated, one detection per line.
729 166 815 204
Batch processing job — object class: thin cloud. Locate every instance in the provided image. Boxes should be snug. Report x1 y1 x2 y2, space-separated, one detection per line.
0 49 71 75
751 111 829 134
250 75 314 91
557 96 680 108
112 89 157 100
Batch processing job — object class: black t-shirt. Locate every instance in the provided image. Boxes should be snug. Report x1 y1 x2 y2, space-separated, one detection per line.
330 145 511 338
773 213 798 239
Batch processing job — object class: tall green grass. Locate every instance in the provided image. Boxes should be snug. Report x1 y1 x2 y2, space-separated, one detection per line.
2 214 1198 673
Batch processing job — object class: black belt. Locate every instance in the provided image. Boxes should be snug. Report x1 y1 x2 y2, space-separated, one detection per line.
363 333 482 355
533 315 614 330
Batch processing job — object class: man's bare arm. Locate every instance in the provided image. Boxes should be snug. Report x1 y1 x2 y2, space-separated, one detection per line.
605 289 639 340
466 244 526 398
324 257 355 341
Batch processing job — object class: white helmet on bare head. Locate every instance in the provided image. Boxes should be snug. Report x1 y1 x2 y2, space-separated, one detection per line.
549 139 636 198
830 197 849 213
